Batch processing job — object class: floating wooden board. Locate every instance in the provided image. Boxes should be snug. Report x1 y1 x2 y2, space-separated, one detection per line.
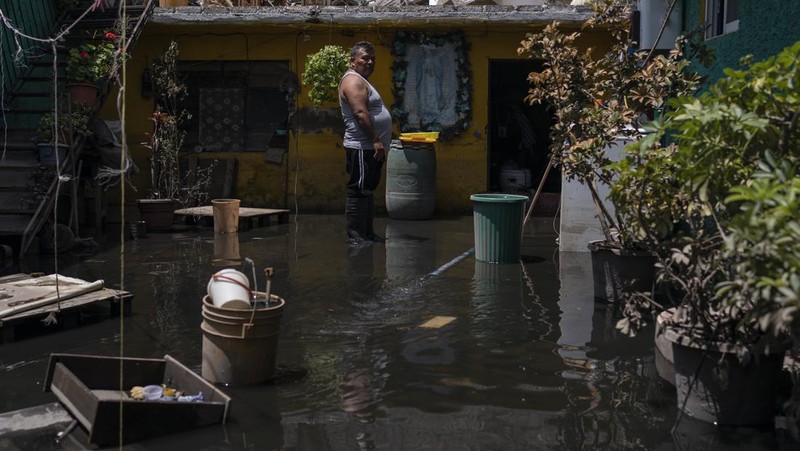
174 206 290 231
0 273 132 344
419 316 456 329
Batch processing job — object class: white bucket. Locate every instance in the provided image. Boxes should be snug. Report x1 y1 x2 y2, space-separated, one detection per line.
207 269 251 309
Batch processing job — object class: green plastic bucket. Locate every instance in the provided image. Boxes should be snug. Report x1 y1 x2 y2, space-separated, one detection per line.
470 193 527 263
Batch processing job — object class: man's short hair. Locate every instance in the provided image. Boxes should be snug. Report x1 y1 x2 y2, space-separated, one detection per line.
350 41 375 60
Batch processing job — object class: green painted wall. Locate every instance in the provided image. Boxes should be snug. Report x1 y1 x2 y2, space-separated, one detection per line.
0 0 58 99
684 0 800 86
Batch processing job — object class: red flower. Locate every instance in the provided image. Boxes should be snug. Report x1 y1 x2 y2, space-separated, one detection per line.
105 32 117 39
80 51 89 58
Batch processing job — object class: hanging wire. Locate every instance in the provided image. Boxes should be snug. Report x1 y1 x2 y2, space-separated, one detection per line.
292 30 304 269
1 27 7 162
114 1 130 445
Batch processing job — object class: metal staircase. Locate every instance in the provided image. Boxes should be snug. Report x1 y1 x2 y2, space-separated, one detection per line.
0 0 155 255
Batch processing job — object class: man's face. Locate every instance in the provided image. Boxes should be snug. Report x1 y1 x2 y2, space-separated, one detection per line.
351 49 375 79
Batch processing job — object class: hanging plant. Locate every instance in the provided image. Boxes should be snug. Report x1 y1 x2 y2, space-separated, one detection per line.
391 30 472 141
301 45 349 108
66 31 118 84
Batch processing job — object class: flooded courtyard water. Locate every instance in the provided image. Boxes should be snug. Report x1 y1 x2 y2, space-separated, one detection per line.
0 214 791 450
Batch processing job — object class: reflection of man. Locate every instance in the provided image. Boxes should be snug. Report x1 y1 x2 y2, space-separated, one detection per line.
339 41 392 244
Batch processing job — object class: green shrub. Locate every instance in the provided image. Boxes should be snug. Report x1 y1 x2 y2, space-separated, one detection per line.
301 45 349 108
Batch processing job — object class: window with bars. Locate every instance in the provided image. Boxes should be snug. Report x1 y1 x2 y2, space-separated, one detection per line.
178 60 291 152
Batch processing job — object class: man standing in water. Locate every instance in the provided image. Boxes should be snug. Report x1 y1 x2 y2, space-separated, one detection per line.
339 41 392 244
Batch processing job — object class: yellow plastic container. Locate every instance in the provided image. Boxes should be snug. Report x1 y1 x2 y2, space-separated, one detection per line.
399 132 440 143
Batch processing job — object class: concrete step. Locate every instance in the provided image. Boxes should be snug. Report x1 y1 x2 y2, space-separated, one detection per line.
0 214 31 236
0 167 38 190
0 146 38 157
0 189 38 214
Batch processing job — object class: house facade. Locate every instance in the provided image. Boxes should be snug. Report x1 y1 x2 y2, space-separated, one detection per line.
113 4 605 215
682 0 800 86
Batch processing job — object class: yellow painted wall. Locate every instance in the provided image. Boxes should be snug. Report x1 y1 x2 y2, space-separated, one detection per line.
107 22 607 216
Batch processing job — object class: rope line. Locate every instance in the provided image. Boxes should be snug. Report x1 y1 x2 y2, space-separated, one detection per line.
116 2 130 446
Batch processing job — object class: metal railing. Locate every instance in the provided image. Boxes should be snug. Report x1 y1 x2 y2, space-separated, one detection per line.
20 0 158 255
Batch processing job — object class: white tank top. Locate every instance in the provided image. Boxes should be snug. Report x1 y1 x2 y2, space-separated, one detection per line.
339 70 392 150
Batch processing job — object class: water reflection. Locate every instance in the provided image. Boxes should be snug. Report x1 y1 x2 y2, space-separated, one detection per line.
385 222 436 281
1 216 794 449
212 232 242 267
557 251 595 365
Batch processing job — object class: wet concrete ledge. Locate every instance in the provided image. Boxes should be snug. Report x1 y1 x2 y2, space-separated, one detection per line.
0 402 73 435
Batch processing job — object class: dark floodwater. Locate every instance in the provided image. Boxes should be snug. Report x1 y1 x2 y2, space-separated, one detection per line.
0 215 791 450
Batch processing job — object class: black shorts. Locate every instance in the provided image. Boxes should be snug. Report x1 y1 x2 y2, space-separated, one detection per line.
345 147 384 198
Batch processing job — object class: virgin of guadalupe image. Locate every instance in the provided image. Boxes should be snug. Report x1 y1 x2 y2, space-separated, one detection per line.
403 43 458 128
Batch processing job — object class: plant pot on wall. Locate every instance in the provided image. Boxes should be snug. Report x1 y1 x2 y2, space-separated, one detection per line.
37 143 69 167
136 199 177 232
67 83 98 106
159 0 188 6
587 240 657 303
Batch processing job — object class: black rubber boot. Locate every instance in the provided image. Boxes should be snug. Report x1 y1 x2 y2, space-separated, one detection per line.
345 197 368 244
365 196 385 243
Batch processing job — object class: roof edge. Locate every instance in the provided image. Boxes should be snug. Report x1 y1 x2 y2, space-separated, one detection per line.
151 5 594 27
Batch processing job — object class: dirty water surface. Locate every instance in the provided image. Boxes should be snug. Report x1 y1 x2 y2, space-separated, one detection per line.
0 214 790 450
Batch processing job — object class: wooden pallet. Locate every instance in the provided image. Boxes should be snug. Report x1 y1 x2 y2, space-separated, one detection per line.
174 206 290 231
0 273 133 344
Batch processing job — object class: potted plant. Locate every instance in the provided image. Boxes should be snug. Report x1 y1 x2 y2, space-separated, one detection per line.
615 42 800 426
35 102 92 166
139 40 215 231
301 44 349 108
517 0 706 302
66 31 118 106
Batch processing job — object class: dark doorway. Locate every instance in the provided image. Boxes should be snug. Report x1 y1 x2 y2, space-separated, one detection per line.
488 60 559 196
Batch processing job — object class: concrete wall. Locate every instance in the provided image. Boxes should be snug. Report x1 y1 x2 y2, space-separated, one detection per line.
683 0 800 87
558 137 628 253
102 22 607 217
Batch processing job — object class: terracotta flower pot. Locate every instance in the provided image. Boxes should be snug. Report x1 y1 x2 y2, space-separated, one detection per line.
67 82 98 106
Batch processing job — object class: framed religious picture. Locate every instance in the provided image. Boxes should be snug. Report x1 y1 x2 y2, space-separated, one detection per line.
391 31 472 140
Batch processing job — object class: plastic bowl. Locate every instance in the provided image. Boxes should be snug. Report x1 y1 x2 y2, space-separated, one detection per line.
143 385 163 400
207 269 251 309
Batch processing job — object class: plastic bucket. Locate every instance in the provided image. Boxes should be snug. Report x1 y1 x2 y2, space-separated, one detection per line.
212 199 240 234
470 193 527 263
207 268 251 309
202 294 282 322
201 293 285 385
